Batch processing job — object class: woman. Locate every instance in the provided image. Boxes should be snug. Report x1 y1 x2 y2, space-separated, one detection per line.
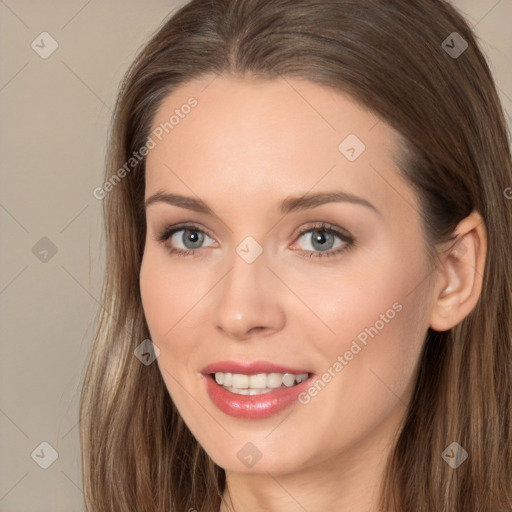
79 0 512 510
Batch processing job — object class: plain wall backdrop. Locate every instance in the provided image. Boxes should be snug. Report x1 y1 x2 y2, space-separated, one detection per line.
0 0 511 510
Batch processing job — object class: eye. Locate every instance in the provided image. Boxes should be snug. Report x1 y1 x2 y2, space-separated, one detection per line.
291 222 355 259
155 223 216 256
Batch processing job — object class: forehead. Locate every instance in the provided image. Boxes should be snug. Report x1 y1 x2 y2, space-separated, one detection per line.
144 74 414 218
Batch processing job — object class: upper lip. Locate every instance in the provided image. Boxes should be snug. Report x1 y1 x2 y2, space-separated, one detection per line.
202 360 312 375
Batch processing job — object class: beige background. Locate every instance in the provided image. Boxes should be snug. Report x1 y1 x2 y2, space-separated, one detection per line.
0 1 511 510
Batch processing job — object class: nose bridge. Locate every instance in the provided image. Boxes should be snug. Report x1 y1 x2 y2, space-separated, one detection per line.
212 241 285 339
227 242 268 294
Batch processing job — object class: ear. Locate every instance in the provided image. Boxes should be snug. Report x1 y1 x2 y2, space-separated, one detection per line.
429 210 487 332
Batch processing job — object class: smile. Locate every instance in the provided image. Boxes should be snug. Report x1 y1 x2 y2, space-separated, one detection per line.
201 361 314 419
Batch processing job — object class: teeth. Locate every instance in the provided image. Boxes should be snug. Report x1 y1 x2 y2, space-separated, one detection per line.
213 371 309 392
231 374 249 388
267 373 284 388
249 373 267 388
223 386 274 395
295 373 307 383
282 373 295 387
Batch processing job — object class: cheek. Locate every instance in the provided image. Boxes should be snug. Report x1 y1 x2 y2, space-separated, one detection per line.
290 240 429 353
291 288 428 462
294 239 431 407
139 250 198 402
139 247 212 384
140 247 199 337
140 253 168 334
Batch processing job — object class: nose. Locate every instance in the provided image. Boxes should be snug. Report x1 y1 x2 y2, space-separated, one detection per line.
212 250 286 341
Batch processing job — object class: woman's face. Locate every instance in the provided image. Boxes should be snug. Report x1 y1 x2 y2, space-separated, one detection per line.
140 74 436 475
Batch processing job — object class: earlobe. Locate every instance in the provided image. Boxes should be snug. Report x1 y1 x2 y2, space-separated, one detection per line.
429 211 487 332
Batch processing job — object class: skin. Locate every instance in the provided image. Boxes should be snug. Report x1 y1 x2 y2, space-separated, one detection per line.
139 74 487 512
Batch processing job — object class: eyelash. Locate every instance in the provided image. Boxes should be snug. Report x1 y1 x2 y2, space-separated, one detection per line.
154 222 355 260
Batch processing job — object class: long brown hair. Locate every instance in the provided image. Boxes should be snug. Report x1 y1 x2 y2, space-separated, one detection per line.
79 1 512 510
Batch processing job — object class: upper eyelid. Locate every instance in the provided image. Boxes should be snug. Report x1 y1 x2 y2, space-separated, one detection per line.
162 222 215 240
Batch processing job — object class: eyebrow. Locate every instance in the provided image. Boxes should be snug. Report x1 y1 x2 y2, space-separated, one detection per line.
144 190 380 215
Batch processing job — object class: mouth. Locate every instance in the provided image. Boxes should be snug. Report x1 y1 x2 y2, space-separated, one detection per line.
201 361 315 419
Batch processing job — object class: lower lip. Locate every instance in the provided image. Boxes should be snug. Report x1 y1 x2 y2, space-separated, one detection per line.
204 374 313 419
